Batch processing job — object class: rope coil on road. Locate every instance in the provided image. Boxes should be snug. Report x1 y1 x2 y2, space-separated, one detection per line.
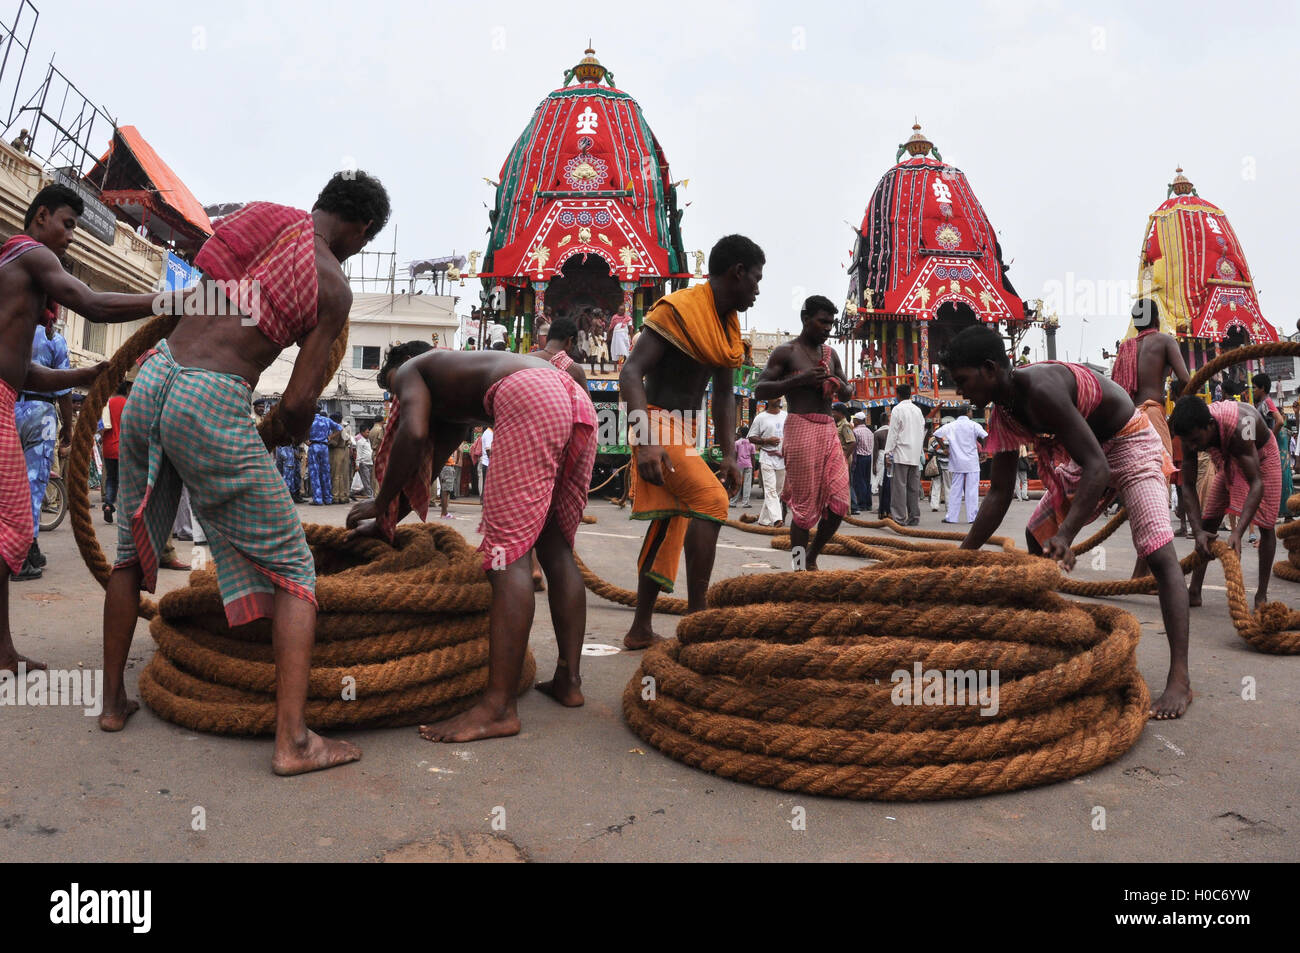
68 316 533 734
624 550 1149 800
138 522 535 734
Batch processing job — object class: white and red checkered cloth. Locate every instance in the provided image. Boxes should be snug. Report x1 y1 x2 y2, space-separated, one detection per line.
373 395 433 541
1200 401 1282 529
0 380 34 574
478 366 596 570
1027 410 1175 557
194 202 319 348
779 412 850 530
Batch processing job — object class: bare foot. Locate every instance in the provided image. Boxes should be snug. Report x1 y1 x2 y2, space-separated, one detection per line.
1255 592 1270 611
1149 680 1193 720
98 698 140 732
532 572 546 593
623 624 664 651
0 652 46 673
1187 589 1202 608
271 731 362 776
535 663 584 707
418 701 520 743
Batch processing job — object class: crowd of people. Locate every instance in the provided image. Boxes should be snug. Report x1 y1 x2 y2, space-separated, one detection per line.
471 303 635 374
4 177 1296 782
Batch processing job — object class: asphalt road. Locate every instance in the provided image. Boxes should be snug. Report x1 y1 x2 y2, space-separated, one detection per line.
2 490 1296 862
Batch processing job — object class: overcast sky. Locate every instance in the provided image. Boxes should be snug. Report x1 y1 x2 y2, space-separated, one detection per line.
14 0 1295 361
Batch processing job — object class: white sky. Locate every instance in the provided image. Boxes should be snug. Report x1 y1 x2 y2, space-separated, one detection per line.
19 0 1298 362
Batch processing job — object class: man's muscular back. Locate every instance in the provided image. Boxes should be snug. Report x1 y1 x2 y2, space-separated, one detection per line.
1011 363 1135 445
1134 332 1189 405
167 242 349 388
1223 401 1273 457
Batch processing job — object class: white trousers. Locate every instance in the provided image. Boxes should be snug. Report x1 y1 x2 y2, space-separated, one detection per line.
759 465 786 525
929 467 951 509
947 470 981 523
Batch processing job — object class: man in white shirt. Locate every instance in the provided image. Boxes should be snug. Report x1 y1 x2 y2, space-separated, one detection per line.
485 322 508 350
883 384 926 525
747 398 788 526
352 428 375 498
933 406 987 523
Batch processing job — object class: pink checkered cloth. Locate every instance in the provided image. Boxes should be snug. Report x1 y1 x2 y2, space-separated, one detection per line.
193 202 320 347
478 366 597 570
780 412 850 530
985 362 1103 509
1200 401 1282 529
548 349 575 372
372 396 433 542
1110 330 1157 399
0 380 34 574
1027 410 1176 557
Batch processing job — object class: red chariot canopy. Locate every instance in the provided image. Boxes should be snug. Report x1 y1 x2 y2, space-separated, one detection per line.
1138 171 1275 343
847 125 1024 324
480 51 687 283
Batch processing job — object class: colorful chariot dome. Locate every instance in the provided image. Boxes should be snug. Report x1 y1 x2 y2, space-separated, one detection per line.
478 47 688 283
1132 167 1274 343
847 123 1025 323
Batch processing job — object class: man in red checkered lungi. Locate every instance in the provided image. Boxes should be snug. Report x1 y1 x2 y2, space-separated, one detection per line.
349 348 597 743
753 295 854 571
0 185 134 677
940 326 1191 723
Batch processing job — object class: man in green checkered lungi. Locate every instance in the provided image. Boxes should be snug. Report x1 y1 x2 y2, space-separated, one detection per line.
100 172 391 777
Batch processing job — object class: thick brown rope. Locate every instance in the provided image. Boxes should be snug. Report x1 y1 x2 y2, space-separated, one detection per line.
1183 342 1300 398
624 549 1149 800
138 522 537 734
574 552 689 615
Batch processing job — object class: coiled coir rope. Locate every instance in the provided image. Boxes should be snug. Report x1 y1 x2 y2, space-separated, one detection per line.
68 315 534 734
623 550 1149 800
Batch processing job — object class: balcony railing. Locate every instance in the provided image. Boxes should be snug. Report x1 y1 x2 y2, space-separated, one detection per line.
848 371 939 402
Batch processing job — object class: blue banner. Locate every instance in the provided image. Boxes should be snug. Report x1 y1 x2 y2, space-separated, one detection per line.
164 252 201 291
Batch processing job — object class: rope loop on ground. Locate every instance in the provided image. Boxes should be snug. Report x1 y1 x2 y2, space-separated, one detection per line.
624 549 1149 800
138 522 535 734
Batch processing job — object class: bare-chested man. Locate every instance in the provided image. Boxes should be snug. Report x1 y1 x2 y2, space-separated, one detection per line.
754 295 853 570
1 184 165 675
536 316 588 389
347 348 596 742
1170 396 1280 611
941 325 1191 719
100 172 391 775
1112 298 1191 577
619 234 761 648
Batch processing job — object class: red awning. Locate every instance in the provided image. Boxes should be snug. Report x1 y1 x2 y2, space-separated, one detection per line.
96 126 212 235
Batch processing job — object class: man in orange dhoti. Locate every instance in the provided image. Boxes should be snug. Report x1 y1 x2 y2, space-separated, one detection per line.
619 235 763 648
